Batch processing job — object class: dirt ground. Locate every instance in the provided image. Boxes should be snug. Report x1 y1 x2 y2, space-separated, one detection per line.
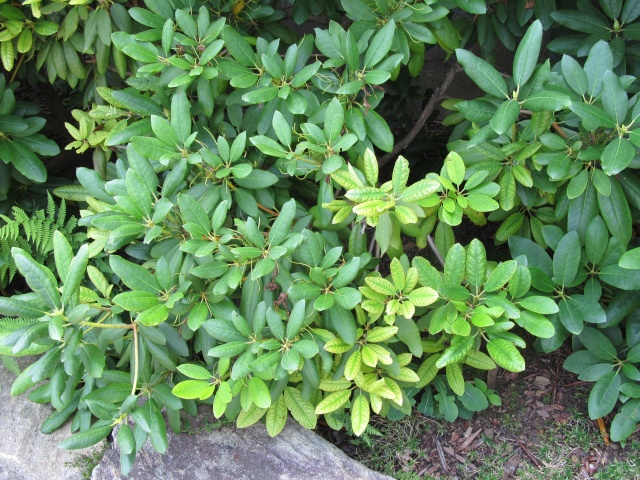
323 345 640 480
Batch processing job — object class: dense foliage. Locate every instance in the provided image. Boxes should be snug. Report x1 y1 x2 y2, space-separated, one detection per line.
1 0 640 475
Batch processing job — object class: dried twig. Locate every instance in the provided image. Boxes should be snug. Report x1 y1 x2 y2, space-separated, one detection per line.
514 438 542 468
458 429 482 451
435 437 449 473
378 64 461 168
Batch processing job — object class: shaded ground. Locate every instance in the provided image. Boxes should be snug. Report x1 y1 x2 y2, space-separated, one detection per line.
326 346 640 480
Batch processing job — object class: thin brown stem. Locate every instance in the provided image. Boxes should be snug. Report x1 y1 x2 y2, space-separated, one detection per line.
378 64 460 168
131 323 139 396
10 53 25 83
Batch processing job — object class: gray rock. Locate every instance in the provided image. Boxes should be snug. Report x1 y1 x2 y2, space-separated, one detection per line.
0 361 106 480
92 410 392 480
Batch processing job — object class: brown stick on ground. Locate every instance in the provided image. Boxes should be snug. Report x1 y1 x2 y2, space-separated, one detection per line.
378 64 460 168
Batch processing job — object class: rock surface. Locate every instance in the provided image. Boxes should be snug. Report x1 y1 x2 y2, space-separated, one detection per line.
92 409 393 480
2 361 391 480
0 361 105 480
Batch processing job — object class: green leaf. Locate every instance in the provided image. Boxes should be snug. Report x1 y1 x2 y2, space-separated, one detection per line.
110 255 160 293
11 142 47 183
444 151 466 185
601 138 635 176
486 338 525 372
172 380 214 399
363 109 393 152
597 179 632 245
148 400 168 453
459 383 489 411
286 299 307 339
515 310 555 338
553 231 581 286
619 247 640 269
610 399 640 442
579 327 617 360
351 394 370 436
519 296 559 314
561 54 588 96
513 21 542 88
550 10 609 34
520 91 571 112
558 297 585 334
248 376 271 409
436 335 474 368
284 387 317 429
466 239 487 293
176 364 212 380
269 198 296 246
0 297 46 318
315 390 351 414
12 248 60 309
266 394 287 437
222 26 256 66
328 304 357 345
455 49 508 98
396 316 423 357
364 20 395 68
600 264 640 290
601 70 628 126
111 90 163 116
484 261 517 292
446 363 465 396
444 243 466 285
58 423 112 450
237 404 267 428
113 291 159 311
570 103 616 130
588 371 621 419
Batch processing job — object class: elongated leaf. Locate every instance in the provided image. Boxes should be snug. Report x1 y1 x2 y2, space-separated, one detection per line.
553 231 581 286
351 394 370 436
456 49 508 98
12 248 60 309
486 338 525 372
513 21 542 87
588 371 621 419
58 423 112 450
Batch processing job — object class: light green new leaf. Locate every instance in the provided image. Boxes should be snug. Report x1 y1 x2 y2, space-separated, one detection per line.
351 394 370 436
620 247 640 269
248 376 271 409
446 363 465 396
466 239 487 293
484 260 517 292
444 151 466 185
266 395 287 437
284 387 317 429
315 390 351 415
486 338 525 372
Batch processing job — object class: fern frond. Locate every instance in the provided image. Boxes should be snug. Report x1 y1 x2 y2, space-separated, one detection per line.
0 196 78 286
1 355 20 375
